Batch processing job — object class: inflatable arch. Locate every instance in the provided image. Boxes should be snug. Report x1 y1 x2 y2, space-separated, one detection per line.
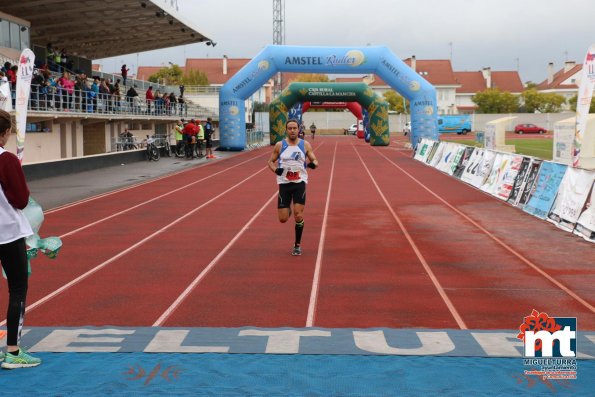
269 82 388 145
219 45 438 150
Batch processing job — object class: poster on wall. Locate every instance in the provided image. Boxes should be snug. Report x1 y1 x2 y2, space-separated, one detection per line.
425 141 440 164
574 181 595 242
453 147 476 179
523 162 568 219
430 141 446 168
516 159 543 208
507 157 532 205
548 168 595 231
448 145 467 176
437 142 458 173
480 153 510 195
413 139 430 161
461 148 484 185
471 149 496 188
495 155 524 201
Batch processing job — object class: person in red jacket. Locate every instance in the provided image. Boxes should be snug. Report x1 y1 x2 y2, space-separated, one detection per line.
0 109 41 368
183 119 198 159
145 86 154 115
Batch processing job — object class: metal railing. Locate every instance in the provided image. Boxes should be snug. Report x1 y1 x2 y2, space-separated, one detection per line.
246 129 266 149
7 84 215 119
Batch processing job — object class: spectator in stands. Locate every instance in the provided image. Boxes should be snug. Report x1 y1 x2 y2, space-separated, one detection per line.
74 72 88 112
168 92 177 115
121 64 130 86
100 79 112 113
178 95 186 116
154 90 164 115
89 77 99 113
30 71 45 110
57 71 74 111
60 49 70 72
7 66 17 91
126 84 139 113
179 84 185 97
146 86 154 115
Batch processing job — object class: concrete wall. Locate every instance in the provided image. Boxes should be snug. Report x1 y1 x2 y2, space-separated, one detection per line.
255 111 577 134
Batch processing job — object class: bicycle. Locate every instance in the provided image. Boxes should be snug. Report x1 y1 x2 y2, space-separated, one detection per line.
145 135 160 161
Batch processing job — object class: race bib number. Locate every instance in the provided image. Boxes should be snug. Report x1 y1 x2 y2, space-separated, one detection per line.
286 170 300 181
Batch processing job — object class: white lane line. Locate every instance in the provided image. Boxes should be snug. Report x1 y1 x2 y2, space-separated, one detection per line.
56 154 267 239
154 191 278 326
306 142 338 327
44 149 269 214
355 145 468 330
0 167 269 327
386 148 595 314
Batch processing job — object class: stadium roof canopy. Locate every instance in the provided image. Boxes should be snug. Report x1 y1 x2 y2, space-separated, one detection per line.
0 0 213 59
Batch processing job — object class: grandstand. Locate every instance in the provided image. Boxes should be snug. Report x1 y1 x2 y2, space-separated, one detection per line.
0 0 215 164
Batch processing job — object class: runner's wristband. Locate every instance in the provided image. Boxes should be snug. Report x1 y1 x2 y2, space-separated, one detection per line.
275 168 284 176
307 162 317 169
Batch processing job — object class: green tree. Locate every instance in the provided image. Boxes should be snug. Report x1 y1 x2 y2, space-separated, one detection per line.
568 95 595 113
181 69 209 85
383 90 407 113
472 88 519 113
148 64 184 85
520 88 566 113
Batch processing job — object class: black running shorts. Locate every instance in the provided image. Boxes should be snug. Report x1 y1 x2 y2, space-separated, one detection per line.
278 181 306 208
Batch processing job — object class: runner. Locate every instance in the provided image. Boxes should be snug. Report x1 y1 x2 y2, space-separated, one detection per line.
267 119 319 256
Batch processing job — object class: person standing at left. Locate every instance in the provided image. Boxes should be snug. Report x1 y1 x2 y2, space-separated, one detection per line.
0 109 41 369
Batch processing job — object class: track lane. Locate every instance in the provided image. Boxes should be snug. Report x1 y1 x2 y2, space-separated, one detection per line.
22 166 276 326
308 139 462 329
368 146 595 329
1 151 273 325
159 140 335 327
39 150 270 237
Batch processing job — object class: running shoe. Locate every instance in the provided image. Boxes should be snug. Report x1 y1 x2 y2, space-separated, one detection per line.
291 246 302 256
1 349 41 369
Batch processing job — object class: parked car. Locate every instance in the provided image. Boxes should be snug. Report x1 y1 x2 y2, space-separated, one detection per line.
514 123 546 134
346 124 357 135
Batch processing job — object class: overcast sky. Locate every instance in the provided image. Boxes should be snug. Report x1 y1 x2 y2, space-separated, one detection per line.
98 0 595 84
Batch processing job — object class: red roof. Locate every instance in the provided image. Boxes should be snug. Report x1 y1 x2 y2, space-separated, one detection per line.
454 70 523 93
454 72 486 93
536 64 582 90
403 59 457 85
184 58 252 85
492 71 524 92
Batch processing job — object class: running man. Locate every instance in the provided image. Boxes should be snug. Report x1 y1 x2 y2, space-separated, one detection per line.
268 119 319 256
310 122 317 140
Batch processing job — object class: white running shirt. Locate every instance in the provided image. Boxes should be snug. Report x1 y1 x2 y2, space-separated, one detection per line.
276 139 308 184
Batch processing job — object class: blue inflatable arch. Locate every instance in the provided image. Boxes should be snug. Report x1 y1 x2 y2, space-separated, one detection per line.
219 45 438 150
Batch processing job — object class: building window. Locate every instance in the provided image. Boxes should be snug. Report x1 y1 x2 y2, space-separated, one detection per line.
26 121 51 133
0 20 10 48
0 19 30 51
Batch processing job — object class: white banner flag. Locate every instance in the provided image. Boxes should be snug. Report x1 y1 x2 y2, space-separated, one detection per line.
15 48 35 163
572 44 595 167
0 78 11 111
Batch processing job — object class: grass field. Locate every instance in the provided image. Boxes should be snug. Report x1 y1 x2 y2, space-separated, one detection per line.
443 137 554 160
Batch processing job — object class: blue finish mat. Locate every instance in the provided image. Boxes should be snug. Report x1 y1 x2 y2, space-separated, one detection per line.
1 353 592 396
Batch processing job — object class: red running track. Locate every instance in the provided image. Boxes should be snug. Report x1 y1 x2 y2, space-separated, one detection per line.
2 136 594 330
